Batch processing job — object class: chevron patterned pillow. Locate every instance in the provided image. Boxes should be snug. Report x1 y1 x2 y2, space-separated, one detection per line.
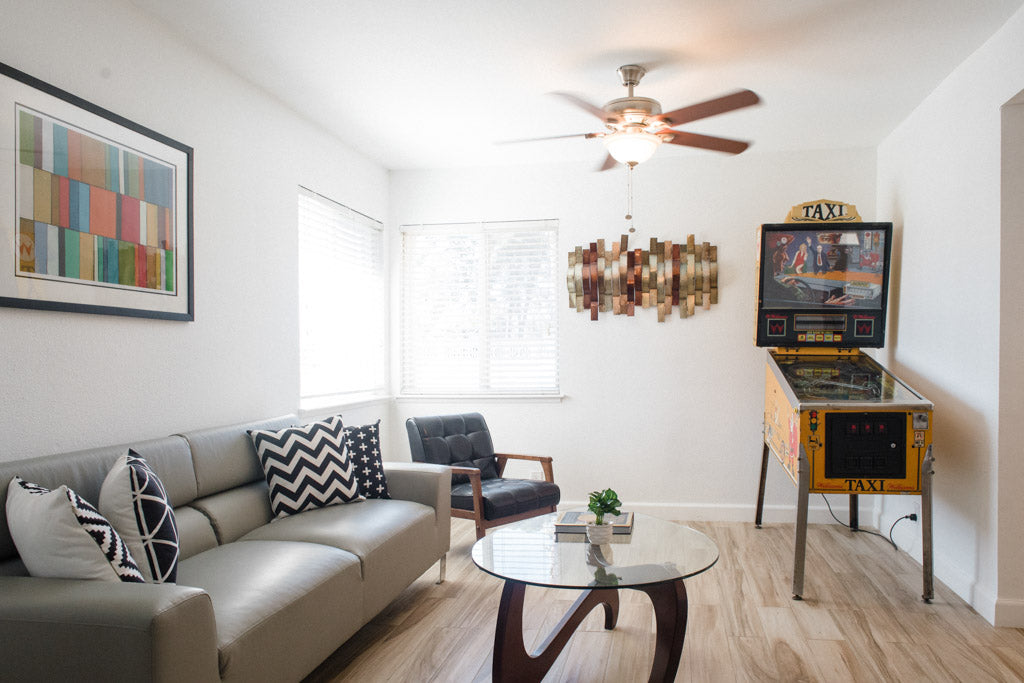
5 476 145 582
99 451 180 583
249 415 364 518
344 420 390 499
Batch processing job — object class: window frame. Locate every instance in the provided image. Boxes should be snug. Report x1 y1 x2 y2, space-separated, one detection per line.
399 218 560 398
297 185 387 411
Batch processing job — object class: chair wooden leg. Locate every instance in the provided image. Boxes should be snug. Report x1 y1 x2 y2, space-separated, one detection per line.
475 521 486 539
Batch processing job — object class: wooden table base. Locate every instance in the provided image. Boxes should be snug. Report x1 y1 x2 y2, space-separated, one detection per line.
492 579 689 683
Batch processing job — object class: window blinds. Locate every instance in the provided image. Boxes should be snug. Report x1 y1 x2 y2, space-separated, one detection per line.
401 219 559 396
298 187 385 407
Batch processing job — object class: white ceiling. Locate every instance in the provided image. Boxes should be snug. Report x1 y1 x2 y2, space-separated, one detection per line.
130 0 1023 171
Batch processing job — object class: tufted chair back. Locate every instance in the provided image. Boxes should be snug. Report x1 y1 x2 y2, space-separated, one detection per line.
406 413 499 484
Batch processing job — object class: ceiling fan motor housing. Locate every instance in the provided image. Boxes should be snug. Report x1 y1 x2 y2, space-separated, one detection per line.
603 97 662 128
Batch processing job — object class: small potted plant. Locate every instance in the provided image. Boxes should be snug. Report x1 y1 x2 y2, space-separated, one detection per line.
585 488 622 545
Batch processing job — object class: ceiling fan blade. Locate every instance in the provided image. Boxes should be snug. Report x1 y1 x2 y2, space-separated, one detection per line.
496 132 600 145
551 92 615 123
663 131 750 155
655 89 760 127
597 153 618 171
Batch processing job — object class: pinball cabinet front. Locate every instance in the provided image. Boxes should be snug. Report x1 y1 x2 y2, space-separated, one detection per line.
763 350 933 496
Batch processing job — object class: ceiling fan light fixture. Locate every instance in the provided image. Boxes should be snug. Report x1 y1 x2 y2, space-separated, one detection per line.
603 130 662 166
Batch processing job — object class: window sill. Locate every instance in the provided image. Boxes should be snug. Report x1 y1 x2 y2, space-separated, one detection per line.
299 393 392 418
395 394 565 403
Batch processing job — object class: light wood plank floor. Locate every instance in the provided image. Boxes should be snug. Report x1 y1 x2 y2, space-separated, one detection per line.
304 518 1024 682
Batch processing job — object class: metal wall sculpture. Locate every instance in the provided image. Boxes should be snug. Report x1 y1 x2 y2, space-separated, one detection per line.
567 234 718 322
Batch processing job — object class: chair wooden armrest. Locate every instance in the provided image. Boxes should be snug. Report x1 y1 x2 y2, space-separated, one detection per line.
450 465 485 518
494 452 554 482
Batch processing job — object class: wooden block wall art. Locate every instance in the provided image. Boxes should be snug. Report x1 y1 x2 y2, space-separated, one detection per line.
566 234 720 321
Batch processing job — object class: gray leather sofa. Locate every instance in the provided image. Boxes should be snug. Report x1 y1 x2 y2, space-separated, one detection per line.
0 415 451 682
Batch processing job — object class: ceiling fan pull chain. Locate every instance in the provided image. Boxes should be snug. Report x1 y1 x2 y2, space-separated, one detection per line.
626 164 636 232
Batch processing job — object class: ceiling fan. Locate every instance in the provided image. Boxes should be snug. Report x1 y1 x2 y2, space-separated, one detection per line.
515 64 760 170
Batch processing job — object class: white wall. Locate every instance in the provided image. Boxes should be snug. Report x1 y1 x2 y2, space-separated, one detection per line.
390 148 876 522
876 5 1024 626
0 0 388 460
999 94 1024 626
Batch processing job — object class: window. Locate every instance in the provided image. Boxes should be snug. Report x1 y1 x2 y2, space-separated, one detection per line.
298 187 385 409
401 219 559 396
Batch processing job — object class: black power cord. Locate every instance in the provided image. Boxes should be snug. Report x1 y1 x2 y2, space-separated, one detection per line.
821 494 916 551
889 512 918 549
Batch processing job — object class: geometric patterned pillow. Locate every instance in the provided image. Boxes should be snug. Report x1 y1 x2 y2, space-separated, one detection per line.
248 415 364 519
344 420 390 499
99 450 179 583
5 476 145 583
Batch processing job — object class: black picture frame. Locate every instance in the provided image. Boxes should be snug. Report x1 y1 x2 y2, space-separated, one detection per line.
0 61 193 321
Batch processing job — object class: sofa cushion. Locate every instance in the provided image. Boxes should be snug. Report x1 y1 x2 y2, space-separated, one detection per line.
6 477 145 583
187 481 273 544
179 415 295 498
176 540 363 683
173 505 219 560
239 499 439 620
451 477 560 520
249 416 364 518
99 451 179 583
345 420 390 499
0 435 196 564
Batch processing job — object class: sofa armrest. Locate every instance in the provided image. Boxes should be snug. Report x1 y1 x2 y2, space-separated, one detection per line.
383 462 452 555
0 576 219 683
384 462 451 516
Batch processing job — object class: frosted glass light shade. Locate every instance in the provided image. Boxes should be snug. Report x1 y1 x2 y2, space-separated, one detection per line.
603 131 662 165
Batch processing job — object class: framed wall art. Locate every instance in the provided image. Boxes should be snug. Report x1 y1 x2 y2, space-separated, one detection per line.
0 61 193 321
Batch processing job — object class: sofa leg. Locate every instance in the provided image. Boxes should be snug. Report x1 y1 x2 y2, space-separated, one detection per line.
437 554 447 584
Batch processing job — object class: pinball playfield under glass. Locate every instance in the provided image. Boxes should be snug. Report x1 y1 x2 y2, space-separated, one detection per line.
772 352 924 405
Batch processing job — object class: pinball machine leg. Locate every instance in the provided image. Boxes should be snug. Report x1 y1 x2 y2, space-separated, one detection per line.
756 442 770 528
921 445 935 603
792 445 810 600
849 494 859 530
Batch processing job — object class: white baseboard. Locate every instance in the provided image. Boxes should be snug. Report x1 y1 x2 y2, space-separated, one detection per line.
557 500 863 526
994 597 1024 628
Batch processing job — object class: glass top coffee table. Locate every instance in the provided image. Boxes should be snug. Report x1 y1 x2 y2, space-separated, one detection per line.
471 512 718 683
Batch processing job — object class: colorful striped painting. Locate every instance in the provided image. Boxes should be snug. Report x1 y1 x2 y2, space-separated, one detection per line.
15 107 176 293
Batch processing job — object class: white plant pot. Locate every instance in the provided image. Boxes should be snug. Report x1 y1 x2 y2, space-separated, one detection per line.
586 522 613 545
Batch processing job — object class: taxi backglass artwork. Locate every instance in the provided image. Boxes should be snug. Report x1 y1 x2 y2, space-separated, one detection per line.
755 223 892 348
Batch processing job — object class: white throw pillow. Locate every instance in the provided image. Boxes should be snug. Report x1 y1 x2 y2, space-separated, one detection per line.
5 476 145 582
99 450 179 583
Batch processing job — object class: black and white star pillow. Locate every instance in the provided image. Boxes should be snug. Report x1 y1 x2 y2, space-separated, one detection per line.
343 420 390 499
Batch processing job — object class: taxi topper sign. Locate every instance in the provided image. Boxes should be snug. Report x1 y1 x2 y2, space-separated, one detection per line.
785 199 862 223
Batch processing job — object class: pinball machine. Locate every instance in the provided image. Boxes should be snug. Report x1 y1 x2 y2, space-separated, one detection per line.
752 200 935 602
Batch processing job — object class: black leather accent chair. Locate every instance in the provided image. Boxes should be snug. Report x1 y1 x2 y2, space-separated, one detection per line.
406 413 560 539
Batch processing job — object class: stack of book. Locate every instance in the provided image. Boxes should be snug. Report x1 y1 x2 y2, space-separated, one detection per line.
554 510 634 535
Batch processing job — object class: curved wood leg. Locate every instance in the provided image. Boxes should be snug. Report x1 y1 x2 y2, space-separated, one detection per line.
493 581 619 683
637 579 689 683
